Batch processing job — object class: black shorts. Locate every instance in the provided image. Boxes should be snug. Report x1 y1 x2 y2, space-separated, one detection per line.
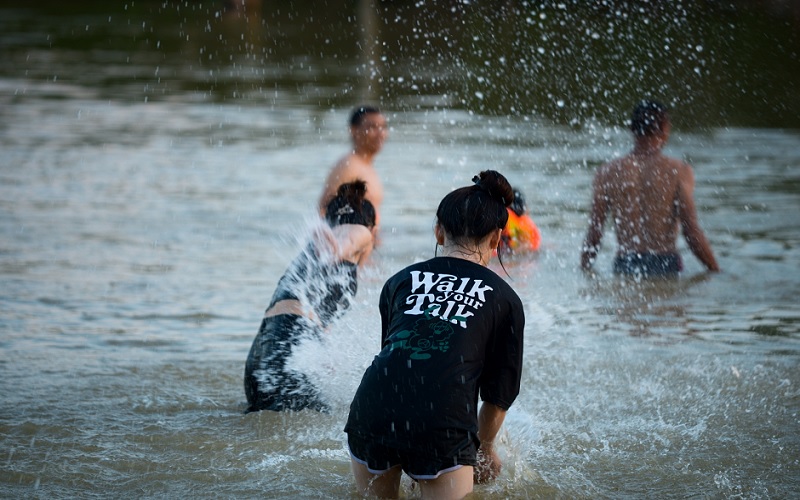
346 431 478 480
613 252 682 277
243 314 329 413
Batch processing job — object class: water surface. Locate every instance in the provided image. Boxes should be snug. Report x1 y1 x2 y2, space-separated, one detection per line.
1 2 799 498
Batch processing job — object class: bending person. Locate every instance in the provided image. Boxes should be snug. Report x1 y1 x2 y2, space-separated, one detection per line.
244 181 376 413
581 99 720 276
345 170 525 499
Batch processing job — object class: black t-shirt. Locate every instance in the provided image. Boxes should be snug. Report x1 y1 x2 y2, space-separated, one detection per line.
345 256 524 448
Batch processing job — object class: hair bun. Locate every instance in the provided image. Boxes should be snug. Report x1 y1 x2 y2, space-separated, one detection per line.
337 180 367 201
325 179 376 228
473 170 514 207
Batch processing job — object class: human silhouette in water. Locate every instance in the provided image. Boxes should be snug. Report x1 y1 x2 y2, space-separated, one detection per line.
581 100 719 277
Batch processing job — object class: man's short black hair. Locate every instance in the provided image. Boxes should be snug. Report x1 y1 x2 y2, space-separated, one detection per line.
630 100 669 137
350 105 381 127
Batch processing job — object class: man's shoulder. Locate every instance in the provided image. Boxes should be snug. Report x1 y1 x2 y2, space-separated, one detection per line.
662 155 694 178
601 154 631 170
331 153 358 171
594 156 625 181
324 154 362 181
334 153 375 175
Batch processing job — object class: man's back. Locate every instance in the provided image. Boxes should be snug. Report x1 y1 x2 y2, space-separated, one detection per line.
581 99 719 274
596 151 687 254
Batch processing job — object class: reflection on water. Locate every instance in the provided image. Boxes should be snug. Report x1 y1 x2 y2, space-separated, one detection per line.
579 273 710 338
1 2 799 498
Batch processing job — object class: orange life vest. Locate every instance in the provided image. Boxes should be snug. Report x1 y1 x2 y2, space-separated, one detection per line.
501 208 541 252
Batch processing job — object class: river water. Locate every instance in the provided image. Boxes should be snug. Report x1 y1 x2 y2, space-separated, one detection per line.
1 1 798 498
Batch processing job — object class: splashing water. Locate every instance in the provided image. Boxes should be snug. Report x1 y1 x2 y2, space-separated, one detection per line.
1 2 799 498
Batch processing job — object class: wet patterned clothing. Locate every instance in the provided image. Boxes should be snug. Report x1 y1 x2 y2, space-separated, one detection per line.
267 244 358 328
244 314 329 413
344 256 524 475
613 252 682 277
244 245 358 413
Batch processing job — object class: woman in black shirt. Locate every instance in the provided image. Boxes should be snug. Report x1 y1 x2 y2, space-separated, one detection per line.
345 170 525 499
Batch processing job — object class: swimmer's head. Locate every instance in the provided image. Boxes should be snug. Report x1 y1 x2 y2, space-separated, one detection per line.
436 170 513 247
510 188 527 216
324 180 376 229
349 105 382 127
629 100 669 137
349 105 387 155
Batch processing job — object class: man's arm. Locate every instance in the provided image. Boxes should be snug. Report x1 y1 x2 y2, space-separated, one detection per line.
581 169 609 270
474 402 507 484
678 165 720 271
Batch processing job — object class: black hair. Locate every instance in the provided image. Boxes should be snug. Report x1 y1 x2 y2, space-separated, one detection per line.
324 180 376 228
629 99 669 137
510 188 527 217
349 105 381 127
436 170 513 246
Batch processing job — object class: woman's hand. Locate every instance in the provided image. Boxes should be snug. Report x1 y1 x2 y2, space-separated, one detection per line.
474 402 507 484
473 446 501 484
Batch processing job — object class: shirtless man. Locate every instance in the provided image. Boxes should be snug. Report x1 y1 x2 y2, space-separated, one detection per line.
318 106 388 228
581 100 720 276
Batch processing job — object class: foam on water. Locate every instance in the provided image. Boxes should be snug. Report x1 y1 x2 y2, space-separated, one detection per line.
260 214 800 497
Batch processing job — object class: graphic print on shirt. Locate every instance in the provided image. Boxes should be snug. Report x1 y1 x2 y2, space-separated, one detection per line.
403 270 493 328
386 270 494 361
386 311 455 360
